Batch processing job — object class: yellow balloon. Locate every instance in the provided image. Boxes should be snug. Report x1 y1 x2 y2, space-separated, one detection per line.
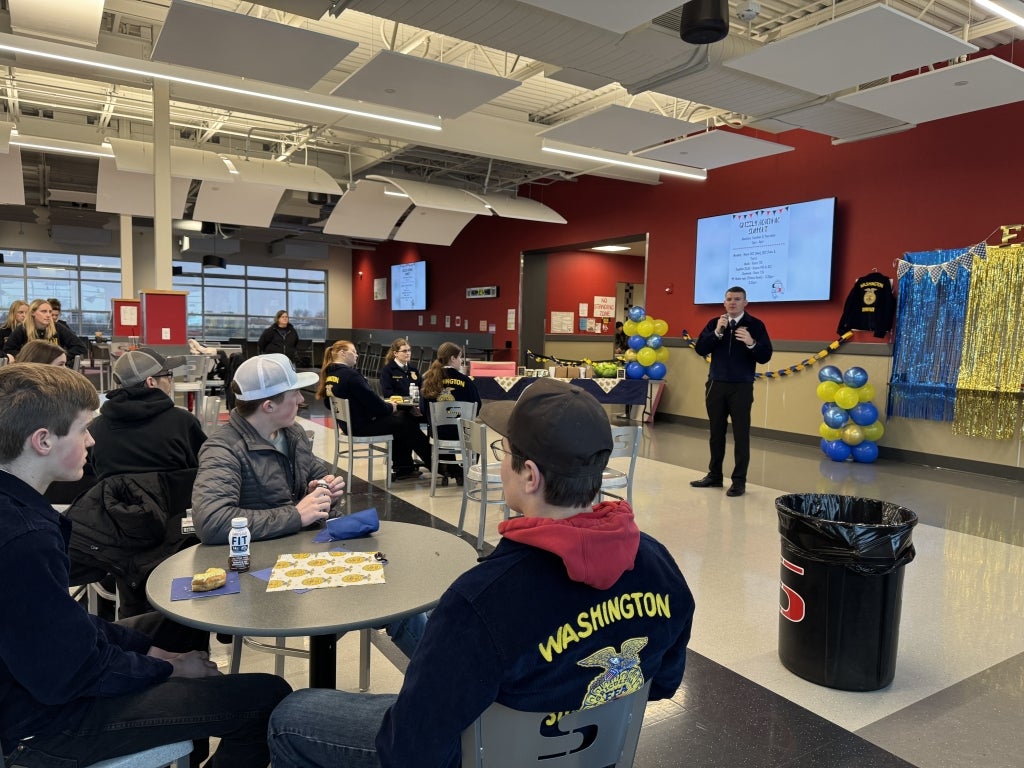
637 319 654 338
841 423 865 445
636 347 656 366
862 421 885 442
816 381 840 402
655 346 670 363
624 349 638 362
819 423 842 441
652 318 669 336
834 386 859 410
857 383 876 403
623 320 638 336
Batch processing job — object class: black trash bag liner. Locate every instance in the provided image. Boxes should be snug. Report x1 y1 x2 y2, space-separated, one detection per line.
776 494 917 575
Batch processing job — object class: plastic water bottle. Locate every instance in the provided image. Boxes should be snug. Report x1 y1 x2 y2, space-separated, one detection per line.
409 383 419 405
228 517 251 572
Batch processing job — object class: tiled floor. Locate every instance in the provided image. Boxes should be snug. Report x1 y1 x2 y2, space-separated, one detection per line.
220 397 1024 767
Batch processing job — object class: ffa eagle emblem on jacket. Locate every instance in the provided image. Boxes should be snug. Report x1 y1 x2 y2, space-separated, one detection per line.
576 637 648 709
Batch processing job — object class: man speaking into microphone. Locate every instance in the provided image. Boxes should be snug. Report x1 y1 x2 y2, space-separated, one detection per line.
691 286 773 497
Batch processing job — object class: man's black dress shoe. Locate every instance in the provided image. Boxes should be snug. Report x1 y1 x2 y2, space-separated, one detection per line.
726 482 746 497
690 475 723 488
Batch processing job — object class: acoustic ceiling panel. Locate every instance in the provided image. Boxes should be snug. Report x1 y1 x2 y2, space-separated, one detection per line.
322 180 410 239
538 105 702 154
9 0 104 47
250 0 332 19
0 150 25 205
395 208 477 246
517 0 682 34
839 56 1024 124
466 193 567 224
0 122 13 153
96 158 190 218
545 66 614 91
772 101 908 140
653 66 817 121
333 50 520 119
152 1 358 90
225 156 343 195
724 5 977 97
108 139 234 182
193 180 286 228
638 130 794 170
366 175 491 215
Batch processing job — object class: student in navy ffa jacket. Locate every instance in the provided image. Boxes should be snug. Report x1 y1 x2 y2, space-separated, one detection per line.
691 286 773 498
378 337 420 398
268 378 694 768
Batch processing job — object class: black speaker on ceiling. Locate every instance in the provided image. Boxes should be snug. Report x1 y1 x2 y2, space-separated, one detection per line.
202 255 227 270
680 0 730 45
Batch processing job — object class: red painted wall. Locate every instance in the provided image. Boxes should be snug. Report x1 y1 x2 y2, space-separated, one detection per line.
351 46 1022 357
545 250 645 333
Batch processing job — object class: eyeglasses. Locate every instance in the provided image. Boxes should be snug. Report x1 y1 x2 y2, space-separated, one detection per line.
490 438 524 464
398 348 411 354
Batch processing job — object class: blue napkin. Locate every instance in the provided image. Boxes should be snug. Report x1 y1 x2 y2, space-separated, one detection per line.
313 507 379 542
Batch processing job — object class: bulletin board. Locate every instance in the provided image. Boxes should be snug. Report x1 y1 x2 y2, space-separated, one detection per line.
111 298 142 338
139 290 188 345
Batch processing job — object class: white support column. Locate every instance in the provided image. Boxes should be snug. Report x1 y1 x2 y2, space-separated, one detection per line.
151 78 173 290
119 214 134 297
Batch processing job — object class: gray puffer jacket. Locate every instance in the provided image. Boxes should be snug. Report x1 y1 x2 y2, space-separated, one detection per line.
192 410 331 544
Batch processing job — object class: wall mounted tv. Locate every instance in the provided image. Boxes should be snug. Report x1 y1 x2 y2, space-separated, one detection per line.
391 260 427 311
693 196 837 304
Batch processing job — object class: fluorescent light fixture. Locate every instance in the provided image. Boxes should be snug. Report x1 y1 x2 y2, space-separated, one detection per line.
383 189 410 198
542 140 707 181
592 245 631 252
975 0 1024 27
9 131 113 158
0 34 443 133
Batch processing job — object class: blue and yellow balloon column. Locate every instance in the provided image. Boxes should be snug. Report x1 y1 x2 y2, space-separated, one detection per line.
621 306 670 381
816 365 884 462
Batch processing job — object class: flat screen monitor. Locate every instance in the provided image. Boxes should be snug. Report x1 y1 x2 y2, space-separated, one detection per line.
391 260 427 311
693 197 836 303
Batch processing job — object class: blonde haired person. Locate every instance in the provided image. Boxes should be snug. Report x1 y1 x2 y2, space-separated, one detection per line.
1 300 28 351
3 299 86 362
14 340 67 367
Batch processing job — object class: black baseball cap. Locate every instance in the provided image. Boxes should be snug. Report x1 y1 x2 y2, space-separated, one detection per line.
479 378 612 478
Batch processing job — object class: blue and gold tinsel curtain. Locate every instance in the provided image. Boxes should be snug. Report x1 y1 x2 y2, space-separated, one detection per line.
889 248 971 423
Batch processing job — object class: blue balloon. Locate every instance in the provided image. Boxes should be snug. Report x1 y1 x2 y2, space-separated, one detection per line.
627 306 646 323
818 365 843 384
625 361 646 379
823 404 848 429
646 334 663 350
647 361 666 380
821 402 833 416
851 440 879 463
843 366 869 388
824 439 852 462
627 334 646 352
849 402 879 427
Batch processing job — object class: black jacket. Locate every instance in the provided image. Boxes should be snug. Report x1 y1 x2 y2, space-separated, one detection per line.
2 324 86 359
89 385 206 479
837 271 896 338
257 323 299 362
66 468 199 594
322 362 391 435
379 359 420 398
694 312 773 383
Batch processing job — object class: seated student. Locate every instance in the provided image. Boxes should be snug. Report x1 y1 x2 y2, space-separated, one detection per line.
0 364 290 768
268 379 695 768
192 353 344 544
319 340 432 482
2 299 86 362
378 338 419 398
13 339 67 366
0 300 28 352
420 342 481 484
89 348 206 480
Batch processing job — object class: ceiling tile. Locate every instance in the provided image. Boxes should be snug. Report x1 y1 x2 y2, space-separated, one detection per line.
772 101 908 140
193 180 286 228
839 56 1024 124
538 105 703 153
396 208 477 246
9 0 103 47
517 0 684 34
0 151 25 205
637 130 794 170
322 180 409 240
333 51 520 119
252 0 332 20
724 6 977 96
152 1 358 90
96 158 190 218
366 175 490 214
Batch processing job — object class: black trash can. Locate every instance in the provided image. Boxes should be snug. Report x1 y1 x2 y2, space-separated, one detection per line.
776 494 917 691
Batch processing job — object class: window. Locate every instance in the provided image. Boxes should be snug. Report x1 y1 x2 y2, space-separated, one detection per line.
172 263 327 341
1 251 121 336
